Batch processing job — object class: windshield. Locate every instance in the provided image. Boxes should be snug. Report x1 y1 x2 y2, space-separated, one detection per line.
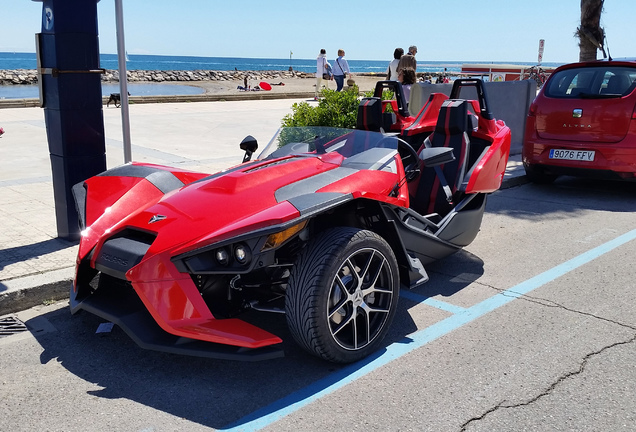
544 65 636 98
257 127 399 172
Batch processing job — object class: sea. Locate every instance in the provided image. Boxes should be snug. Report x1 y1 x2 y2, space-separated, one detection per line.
0 52 563 99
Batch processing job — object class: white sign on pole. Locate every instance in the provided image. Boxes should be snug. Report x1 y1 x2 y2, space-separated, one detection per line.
538 39 545 65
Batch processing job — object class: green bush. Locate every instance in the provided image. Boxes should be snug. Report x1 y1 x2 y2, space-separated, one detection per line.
280 85 397 130
281 85 361 129
363 89 394 100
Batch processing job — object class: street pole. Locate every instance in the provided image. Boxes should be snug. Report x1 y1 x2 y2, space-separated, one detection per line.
114 0 132 163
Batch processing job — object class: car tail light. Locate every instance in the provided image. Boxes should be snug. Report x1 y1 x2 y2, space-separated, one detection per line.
632 105 636 119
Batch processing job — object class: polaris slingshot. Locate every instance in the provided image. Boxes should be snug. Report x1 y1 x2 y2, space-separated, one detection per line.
71 79 511 363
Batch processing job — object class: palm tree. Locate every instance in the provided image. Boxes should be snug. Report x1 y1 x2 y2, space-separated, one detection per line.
577 0 605 62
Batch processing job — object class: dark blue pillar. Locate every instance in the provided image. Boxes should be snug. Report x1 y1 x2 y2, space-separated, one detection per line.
36 0 106 240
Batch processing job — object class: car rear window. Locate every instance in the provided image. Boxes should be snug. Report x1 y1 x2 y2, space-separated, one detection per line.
544 65 636 99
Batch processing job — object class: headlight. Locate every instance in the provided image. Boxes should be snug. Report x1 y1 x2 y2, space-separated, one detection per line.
234 244 251 265
215 248 230 266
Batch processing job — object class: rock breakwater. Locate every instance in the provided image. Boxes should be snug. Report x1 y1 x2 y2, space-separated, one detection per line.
0 69 312 85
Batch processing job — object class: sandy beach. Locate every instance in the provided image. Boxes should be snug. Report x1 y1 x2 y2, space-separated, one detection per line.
0 72 386 108
177 73 385 96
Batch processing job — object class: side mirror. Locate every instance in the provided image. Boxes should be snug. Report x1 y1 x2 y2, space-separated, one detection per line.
418 147 455 167
240 135 258 163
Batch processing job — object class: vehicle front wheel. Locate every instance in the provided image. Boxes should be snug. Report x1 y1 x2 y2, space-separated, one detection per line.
286 227 400 363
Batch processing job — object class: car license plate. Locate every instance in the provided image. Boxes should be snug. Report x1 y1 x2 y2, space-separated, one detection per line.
549 149 595 161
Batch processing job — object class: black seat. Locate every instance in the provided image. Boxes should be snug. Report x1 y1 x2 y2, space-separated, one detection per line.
356 81 411 132
356 97 396 132
411 99 470 216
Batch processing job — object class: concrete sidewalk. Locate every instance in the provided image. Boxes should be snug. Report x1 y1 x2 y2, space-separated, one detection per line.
0 98 527 315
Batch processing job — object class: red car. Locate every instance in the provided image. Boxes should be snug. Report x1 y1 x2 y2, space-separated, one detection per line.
523 59 636 183
70 80 511 363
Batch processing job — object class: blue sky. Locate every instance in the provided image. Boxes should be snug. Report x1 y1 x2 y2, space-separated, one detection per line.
1 0 634 64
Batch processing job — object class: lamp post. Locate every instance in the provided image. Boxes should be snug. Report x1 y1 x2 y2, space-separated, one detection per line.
114 0 132 163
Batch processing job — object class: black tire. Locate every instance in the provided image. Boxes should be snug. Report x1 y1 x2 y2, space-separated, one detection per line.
286 227 400 363
524 163 557 184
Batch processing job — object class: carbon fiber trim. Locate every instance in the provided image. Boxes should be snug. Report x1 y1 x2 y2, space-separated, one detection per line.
98 165 184 194
274 167 357 203
286 193 352 216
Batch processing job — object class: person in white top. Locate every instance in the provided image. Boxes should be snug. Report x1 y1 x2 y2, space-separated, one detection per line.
315 49 331 100
333 49 351 91
386 48 403 82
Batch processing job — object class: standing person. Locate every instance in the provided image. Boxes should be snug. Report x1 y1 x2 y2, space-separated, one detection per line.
315 49 331 100
397 45 417 74
333 49 351 92
386 48 403 81
398 67 416 111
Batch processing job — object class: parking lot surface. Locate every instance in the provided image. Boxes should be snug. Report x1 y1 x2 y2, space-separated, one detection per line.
2 175 635 431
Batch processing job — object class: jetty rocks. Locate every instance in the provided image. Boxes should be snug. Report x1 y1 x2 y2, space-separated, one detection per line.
0 69 310 85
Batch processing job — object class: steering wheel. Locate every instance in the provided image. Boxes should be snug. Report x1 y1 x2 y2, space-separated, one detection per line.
375 136 421 183
397 139 421 183
374 135 421 183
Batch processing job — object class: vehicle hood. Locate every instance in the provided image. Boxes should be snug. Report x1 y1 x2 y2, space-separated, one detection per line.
79 153 357 257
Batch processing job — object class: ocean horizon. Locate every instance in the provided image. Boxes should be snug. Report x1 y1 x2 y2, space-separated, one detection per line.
0 52 563 75
0 51 564 100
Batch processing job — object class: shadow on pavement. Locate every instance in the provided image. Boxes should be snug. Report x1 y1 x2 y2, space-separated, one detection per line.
0 238 75 270
0 238 76 293
490 176 636 219
24 255 477 429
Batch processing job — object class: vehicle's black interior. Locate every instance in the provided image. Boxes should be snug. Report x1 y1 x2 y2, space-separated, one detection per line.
410 99 470 216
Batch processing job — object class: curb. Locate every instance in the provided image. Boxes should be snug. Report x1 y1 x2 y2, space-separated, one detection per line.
0 92 317 109
0 91 325 109
501 173 529 189
0 268 74 316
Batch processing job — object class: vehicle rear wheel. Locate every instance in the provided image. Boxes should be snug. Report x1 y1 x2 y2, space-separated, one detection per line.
524 163 557 184
286 227 399 363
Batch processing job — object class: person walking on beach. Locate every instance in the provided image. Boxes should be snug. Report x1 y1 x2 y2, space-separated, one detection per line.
315 49 331 100
333 49 351 92
386 48 403 81
397 45 417 74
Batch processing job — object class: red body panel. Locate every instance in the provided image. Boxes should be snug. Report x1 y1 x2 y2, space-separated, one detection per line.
81 179 166 260
524 115 636 176
402 93 448 137
466 121 512 193
128 253 282 348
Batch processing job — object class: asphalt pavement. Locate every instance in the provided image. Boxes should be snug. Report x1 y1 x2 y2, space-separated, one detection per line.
0 97 526 316
2 164 635 432
4 97 636 432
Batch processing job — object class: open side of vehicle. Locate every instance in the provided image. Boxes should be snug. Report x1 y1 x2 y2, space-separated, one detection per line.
70 79 510 363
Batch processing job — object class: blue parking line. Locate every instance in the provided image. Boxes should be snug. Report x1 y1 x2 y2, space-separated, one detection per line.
399 290 467 314
222 228 636 432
